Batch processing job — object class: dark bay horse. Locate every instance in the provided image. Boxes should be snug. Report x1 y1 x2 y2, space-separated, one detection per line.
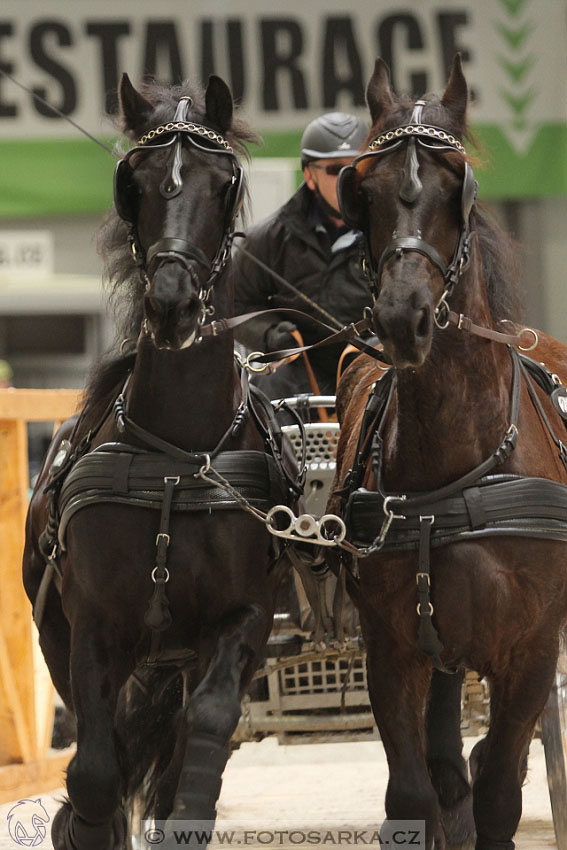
23 74 296 850
330 56 567 849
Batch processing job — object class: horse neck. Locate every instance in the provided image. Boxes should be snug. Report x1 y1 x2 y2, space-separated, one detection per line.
384 258 514 490
126 331 238 453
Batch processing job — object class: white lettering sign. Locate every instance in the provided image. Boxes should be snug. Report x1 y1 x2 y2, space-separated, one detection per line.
0 231 54 280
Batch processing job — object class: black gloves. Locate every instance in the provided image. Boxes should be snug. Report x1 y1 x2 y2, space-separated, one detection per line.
264 321 299 353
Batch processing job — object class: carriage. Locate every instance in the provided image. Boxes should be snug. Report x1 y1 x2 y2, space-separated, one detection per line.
22 58 567 850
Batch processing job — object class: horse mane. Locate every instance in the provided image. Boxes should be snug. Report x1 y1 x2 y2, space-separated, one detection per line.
78 351 137 436
372 92 525 325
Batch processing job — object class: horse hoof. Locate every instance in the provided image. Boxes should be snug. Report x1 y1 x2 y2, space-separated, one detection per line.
52 802 74 850
51 802 127 850
440 788 476 849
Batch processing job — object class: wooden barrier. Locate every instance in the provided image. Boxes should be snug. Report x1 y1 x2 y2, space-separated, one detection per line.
0 388 81 802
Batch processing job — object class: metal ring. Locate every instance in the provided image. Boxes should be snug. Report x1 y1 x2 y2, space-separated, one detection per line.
318 514 347 544
417 602 434 616
245 352 270 373
434 296 450 330
518 328 539 352
151 566 170 583
266 505 295 534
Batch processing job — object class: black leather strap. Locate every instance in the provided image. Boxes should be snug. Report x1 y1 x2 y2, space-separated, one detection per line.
376 347 522 514
115 362 251 464
347 474 567 550
57 447 290 548
416 516 449 670
144 476 178 633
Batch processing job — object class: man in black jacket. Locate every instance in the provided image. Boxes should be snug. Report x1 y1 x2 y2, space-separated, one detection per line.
233 112 372 399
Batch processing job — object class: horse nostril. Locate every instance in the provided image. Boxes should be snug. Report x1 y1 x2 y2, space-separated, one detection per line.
176 298 198 319
415 307 430 339
145 296 162 320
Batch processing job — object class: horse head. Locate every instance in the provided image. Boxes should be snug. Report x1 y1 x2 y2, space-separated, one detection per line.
338 55 477 369
114 74 245 350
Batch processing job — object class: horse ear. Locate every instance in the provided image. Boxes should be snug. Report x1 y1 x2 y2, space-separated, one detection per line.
119 73 154 136
440 54 468 127
205 75 233 134
366 58 394 127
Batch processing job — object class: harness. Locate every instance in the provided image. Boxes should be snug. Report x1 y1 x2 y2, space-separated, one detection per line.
339 349 567 670
35 354 305 654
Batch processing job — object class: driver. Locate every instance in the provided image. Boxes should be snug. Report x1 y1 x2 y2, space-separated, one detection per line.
233 112 373 398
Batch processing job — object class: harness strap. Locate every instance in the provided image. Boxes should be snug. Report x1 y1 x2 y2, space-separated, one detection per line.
377 348 521 514
115 363 251 463
415 515 450 671
32 559 61 626
336 370 395 501
144 476 178 634
519 358 567 471
445 310 539 349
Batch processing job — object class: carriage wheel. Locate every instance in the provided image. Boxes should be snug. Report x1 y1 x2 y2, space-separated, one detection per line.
541 629 567 850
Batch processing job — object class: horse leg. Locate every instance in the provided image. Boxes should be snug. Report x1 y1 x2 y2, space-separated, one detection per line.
23 547 73 709
51 619 130 850
167 604 267 827
470 644 558 850
365 635 443 850
426 670 475 849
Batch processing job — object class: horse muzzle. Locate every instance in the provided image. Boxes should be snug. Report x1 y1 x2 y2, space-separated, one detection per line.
372 283 434 370
144 265 204 350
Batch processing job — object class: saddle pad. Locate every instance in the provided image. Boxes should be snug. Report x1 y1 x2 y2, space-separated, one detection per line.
347 473 567 550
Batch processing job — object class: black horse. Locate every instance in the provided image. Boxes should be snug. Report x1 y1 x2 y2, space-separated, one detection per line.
329 56 567 849
23 74 297 850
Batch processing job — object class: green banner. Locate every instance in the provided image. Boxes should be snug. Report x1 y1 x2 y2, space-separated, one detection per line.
0 0 565 216
1 121 565 220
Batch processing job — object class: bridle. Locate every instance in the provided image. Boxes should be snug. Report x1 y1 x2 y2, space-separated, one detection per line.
113 96 244 314
338 99 478 328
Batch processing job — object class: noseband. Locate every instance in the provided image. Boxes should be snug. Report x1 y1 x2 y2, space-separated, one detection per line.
114 97 244 309
342 100 478 324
